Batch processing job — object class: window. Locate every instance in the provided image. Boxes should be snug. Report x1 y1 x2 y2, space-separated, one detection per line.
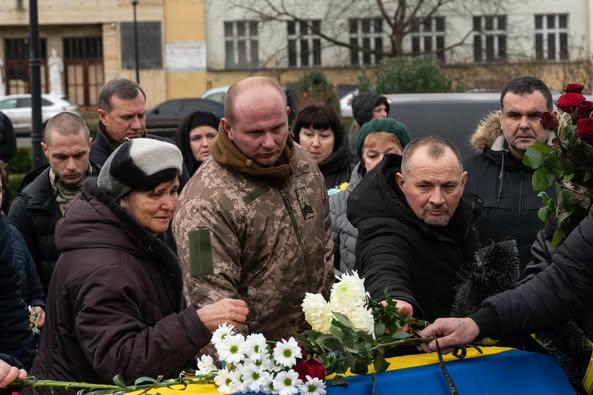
120 21 162 69
287 20 321 67
535 14 568 61
224 21 259 69
473 15 507 62
411 17 445 61
349 18 383 66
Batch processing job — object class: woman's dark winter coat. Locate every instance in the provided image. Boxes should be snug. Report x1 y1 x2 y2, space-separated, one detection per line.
347 154 481 322
318 136 354 189
28 179 212 394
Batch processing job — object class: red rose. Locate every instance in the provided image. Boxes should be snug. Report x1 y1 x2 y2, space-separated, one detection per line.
576 118 593 141
577 101 593 120
294 358 325 381
558 92 586 113
565 83 584 94
540 112 559 130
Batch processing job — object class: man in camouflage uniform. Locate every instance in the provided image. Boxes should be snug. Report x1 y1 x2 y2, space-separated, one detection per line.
173 76 334 341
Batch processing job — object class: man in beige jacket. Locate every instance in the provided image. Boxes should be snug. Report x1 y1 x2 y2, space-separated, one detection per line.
173 76 334 340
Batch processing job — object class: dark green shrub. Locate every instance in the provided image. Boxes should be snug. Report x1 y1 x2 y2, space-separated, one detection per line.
8 173 25 201
8 146 33 175
366 55 464 94
288 70 339 114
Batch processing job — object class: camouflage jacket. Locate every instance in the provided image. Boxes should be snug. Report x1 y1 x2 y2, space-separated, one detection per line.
173 145 334 341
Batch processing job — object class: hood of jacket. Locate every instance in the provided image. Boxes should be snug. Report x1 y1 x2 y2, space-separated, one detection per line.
348 154 481 242
352 92 389 126
317 132 354 179
470 112 503 152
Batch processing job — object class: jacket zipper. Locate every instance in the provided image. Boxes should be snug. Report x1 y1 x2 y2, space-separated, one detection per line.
279 188 311 285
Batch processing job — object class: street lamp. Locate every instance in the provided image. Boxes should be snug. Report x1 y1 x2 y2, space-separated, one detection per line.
131 0 140 84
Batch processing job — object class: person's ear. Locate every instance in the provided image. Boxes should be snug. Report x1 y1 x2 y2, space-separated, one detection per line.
41 142 49 160
221 118 233 140
460 171 468 191
395 172 405 190
98 108 108 126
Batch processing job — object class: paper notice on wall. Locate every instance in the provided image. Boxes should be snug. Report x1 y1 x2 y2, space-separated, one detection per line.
165 41 206 70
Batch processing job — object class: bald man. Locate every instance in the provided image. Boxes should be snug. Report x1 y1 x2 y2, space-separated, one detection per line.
173 76 334 340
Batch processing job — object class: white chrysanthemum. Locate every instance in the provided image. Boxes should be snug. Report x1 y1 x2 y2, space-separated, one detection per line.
211 323 235 347
302 293 333 333
272 337 302 368
216 333 245 365
250 352 275 372
331 302 375 336
272 369 302 395
299 376 327 395
239 364 271 393
330 271 367 307
228 369 246 393
213 368 234 393
196 354 217 375
240 333 268 362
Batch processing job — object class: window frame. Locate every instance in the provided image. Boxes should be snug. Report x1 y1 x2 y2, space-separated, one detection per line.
534 13 569 61
224 20 259 69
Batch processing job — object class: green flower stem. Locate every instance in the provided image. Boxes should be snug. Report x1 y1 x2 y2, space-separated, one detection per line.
10 379 121 390
370 336 434 352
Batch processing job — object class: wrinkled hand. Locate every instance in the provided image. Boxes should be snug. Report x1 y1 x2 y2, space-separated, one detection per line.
394 299 413 317
197 298 249 332
31 306 45 328
0 359 26 388
419 317 480 354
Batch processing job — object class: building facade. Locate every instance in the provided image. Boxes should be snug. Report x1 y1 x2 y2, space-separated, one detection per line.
0 0 592 111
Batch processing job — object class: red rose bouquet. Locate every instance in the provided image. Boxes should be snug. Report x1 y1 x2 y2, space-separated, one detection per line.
523 83 593 245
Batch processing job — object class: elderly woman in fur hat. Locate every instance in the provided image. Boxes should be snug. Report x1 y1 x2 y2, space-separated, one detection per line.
27 138 248 393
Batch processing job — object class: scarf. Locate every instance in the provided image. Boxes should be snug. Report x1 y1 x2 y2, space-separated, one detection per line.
49 168 90 215
209 124 295 184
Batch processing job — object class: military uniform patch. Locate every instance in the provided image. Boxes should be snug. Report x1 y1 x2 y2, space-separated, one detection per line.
295 187 315 220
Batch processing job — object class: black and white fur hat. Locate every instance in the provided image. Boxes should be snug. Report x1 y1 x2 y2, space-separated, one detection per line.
97 138 183 200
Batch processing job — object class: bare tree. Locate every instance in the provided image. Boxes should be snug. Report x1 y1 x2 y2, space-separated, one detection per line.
228 0 507 59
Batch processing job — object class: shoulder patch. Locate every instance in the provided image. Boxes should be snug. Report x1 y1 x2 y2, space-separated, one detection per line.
295 187 315 220
294 163 311 177
188 229 214 276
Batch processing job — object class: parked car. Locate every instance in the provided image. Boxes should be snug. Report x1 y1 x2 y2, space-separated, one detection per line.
0 94 81 135
385 91 578 160
145 97 224 137
199 85 229 104
385 92 499 159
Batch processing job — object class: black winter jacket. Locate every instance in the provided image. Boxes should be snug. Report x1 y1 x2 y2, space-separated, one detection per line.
473 204 593 339
0 215 37 370
28 179 212 394
465 114 554 273
347 154 481 322
8 164 100 293
318 135 354 189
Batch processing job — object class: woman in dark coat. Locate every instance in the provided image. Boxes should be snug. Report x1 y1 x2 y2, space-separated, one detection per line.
28 138 247 394
175 110 220 176
0 161 43 371
293 104 354 189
